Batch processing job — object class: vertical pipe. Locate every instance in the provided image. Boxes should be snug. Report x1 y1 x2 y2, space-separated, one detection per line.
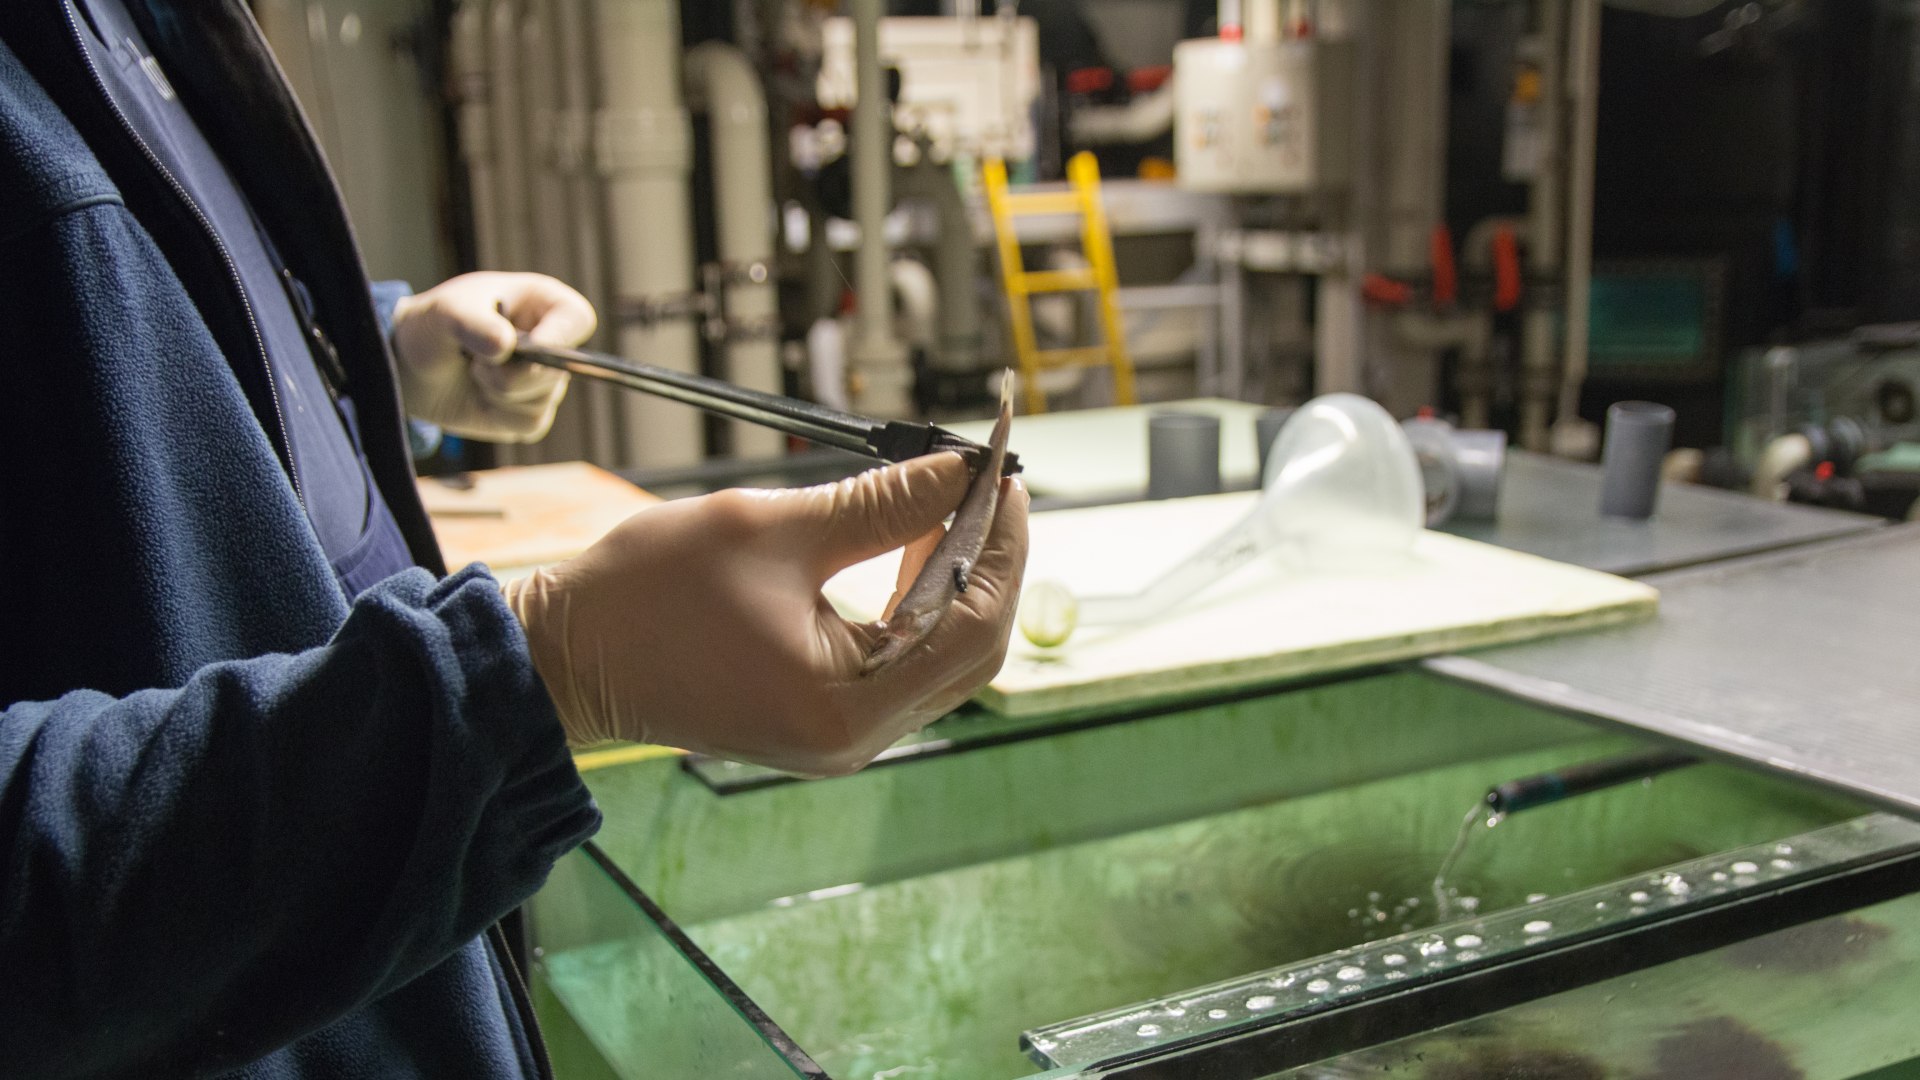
554 0 623 466
896 156 983 374
520 0 590 463
594 0 702 467
487 0 532 269
1556 0 1603 452
451 1 503 268
849 0 913 415
1519 0 1565 452
685 42 785 459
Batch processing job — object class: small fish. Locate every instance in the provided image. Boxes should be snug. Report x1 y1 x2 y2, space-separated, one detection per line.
863 372 1015 673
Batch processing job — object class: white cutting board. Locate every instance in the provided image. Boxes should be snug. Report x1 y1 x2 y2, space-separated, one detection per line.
825 492 1659 717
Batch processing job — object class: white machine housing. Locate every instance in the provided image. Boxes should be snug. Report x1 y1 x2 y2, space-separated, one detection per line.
1173 37 1351 193
818 15 1040 163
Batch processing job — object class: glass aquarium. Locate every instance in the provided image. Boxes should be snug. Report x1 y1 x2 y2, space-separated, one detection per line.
528 671 1920 1079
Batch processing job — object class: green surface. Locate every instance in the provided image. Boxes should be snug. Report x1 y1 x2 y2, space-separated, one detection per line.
532 673 1869 1079
1272 889 1920 1080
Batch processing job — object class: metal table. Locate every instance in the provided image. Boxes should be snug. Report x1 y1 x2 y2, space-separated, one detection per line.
1443 450 1881 577
1427 524 1920 817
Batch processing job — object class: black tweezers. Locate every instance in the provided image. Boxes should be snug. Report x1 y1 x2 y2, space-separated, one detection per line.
515 338 1021 475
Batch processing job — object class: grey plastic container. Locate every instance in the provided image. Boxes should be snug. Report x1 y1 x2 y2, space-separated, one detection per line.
1148 410 1223 500
1599 401 1676 519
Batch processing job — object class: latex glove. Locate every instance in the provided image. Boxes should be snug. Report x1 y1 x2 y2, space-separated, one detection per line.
503 454 1029 777
390 271 596 442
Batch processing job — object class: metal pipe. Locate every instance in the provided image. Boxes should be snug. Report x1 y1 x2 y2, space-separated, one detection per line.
1518 0 1565 453
1554 0 1604 455
685 41 784 459
849 0 912 415
594 0 702 466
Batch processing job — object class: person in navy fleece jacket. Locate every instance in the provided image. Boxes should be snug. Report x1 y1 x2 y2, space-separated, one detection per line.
0 2 1027 1077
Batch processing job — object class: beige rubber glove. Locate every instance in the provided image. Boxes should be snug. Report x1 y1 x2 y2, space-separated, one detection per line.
390 271 596 442
502 453 1029 777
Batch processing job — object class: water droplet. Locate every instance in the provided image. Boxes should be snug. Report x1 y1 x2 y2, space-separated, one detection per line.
1407 897 1421 907
1630 906 1648 916
1629 890 1652 904
1306 979 1332 994
1137 1024 1162 1038
1775 843 1794 856
1594 900 1609 910
1271 973 1297 989
1710 871 1728 882
1731 860 1759 875
1458 896 1481 913
1454 934 1483 949
1660 873 1691 897
1383 953 1408 967
1526 892 1549 904
1164 1006 1186 1017
1418 938 1448 957
1246 995 1277 1010
1346 908 1360 919
1337 965 1366 982
1367 891 1382 902
1385 970 1407 980
1457 950 1481 961
1207 1009 1229 1021
1770 858 1795 871
1524 919 1553 934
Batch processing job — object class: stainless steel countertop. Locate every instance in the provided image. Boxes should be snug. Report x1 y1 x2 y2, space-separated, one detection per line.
1426 525 1920 816
1442 450 1880 577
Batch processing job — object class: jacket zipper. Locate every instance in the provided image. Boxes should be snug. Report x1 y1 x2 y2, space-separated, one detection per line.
58 0 304 509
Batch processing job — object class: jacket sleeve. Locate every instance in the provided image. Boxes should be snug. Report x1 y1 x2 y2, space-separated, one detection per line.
0 565 602 1077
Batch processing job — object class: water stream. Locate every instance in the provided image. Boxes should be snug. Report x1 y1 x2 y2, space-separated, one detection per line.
1431 800 1501 920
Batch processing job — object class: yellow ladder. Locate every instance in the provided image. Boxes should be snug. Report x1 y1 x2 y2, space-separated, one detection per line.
983 151 1137 414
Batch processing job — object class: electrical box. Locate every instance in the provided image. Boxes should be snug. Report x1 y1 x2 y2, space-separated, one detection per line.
1172 38 1350 193
818 16 1040 163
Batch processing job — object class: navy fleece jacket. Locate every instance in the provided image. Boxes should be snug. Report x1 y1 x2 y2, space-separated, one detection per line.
0 5 599 1077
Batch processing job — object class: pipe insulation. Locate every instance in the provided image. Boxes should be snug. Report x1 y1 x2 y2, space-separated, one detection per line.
594 0 702 466
685 42 785 459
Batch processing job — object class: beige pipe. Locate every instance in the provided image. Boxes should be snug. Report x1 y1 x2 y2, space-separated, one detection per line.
684 42 784 459
1554 0 1603 456
593 0 702 467
552 0 623 466
451 1 503 268
1518 0 1565 452
848 0 912 416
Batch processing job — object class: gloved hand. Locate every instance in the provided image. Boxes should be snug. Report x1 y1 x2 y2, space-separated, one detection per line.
390 271 596 442
502 453 1029 776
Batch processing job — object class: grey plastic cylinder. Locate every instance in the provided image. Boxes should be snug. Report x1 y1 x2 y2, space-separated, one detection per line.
1255 407 1296 485
1148 411 1223 500
1599 401 1676 519
1452 428 1507 520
